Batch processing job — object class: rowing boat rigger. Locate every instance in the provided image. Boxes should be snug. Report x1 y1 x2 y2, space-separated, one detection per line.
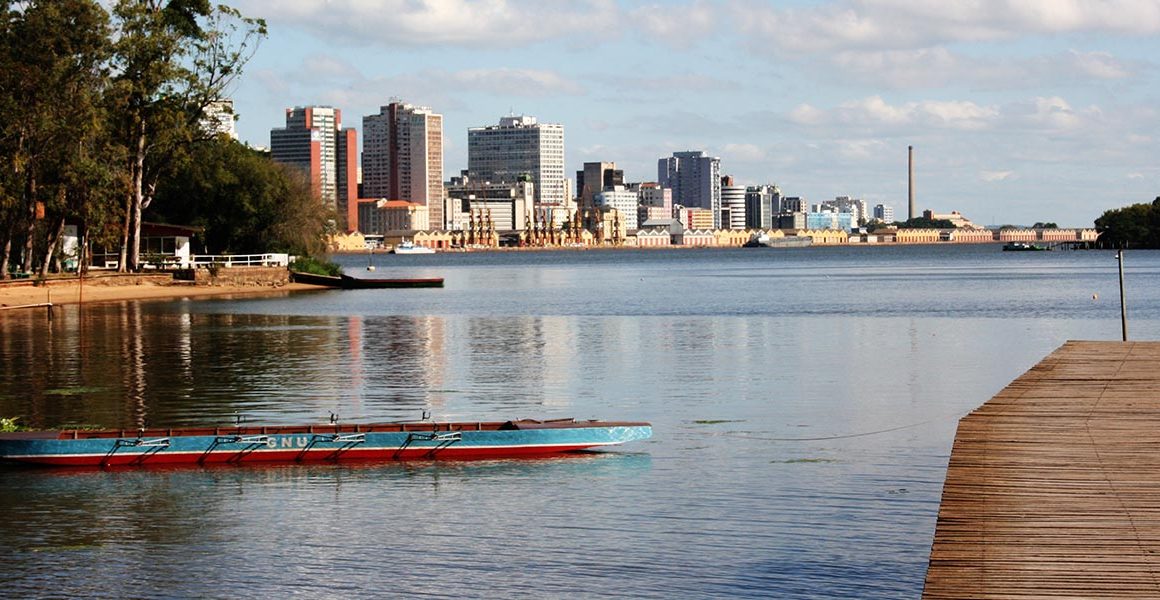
0 418 653 468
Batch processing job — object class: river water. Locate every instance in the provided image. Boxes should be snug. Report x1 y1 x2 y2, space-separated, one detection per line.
2 245 1158 598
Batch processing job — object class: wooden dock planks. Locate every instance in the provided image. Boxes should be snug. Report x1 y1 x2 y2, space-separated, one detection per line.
924 340 1160 599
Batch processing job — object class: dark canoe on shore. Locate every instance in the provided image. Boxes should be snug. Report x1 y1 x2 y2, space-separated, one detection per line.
0 418 652 467
291 271 444 289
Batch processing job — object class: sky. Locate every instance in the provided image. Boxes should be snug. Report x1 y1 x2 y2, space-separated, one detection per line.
226 0 1160 228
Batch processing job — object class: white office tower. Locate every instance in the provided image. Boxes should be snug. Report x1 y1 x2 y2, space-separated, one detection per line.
468 115 566 209
658 151 722 228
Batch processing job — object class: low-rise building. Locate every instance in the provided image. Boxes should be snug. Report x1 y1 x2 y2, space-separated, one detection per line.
358 199 430 234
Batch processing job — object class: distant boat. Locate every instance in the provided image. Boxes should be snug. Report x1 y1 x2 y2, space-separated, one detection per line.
744 232 813 248
1002 242 1049 251
0 418 653 467
290 272 444 289
391 240 435 255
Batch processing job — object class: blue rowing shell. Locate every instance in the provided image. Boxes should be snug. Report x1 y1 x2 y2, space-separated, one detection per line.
0 419 652 467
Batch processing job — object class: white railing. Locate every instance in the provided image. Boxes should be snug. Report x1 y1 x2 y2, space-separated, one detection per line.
190 253 289 268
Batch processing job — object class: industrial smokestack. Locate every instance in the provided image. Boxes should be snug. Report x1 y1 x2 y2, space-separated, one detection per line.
908 145 915 221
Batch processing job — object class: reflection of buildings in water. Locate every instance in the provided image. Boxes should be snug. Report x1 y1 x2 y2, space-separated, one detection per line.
537 317 574 408
359 316 446 413
464 316 580 409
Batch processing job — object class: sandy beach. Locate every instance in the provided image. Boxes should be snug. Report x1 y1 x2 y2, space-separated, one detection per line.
0 274 325 310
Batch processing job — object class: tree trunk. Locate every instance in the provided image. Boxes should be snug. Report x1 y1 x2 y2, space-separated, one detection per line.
0 226 11 280
127 117 147 272
39 215 65 279
77 221 88 276
21 172 37 274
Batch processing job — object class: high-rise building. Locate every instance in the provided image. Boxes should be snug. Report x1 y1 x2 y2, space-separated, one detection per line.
576 162 623 210
633 182 672 226
658 151 722 228
270 106 358 231
721 176 747 230
362 102 444 229
826 195 869 225
468 115 566 209
745 184 780 229
874 204 895 223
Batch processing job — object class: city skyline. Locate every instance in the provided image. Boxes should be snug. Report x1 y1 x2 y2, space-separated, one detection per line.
228 1 1160 228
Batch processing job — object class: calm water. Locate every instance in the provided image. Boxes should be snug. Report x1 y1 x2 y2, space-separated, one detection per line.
2 245 1158 598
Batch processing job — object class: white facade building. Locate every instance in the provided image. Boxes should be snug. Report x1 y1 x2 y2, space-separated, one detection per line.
874 204 895 223
202 100 237 139
593 186 640 231
721 184 747 230
467 115 566 209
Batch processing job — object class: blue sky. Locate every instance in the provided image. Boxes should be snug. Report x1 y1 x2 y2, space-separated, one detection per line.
227 0 1160 227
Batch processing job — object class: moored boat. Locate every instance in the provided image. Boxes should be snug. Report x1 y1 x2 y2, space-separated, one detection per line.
391 240 436 255
0 418 652 468
340 274 443 289
290 272 444 289
1002 242 1049 251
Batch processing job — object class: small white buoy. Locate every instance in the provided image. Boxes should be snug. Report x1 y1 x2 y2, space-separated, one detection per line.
1092 293 1098 301
367 265 376 272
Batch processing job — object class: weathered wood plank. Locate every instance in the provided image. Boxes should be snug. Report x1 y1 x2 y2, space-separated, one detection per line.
923 341 1160 599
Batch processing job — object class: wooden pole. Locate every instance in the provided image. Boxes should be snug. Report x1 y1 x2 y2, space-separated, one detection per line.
1117 249 1128 341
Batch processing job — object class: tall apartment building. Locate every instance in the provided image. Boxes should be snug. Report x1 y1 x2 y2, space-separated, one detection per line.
468 115 566 209
874 204 895 223
362 102 444 229
745 184 780 229
658 151 722 228
270 106 358 231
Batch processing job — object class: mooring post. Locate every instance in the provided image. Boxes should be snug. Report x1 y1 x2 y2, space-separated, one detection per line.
1117 249 1127 342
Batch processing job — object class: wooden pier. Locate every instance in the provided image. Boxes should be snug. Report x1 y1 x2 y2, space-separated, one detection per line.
924 340 1160 598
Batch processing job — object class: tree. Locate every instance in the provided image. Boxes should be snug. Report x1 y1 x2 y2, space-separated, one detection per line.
896 217 955 229
1095 202 1160 249
150 138 330 256
0 0 113 279
1031 222 1058 229
108 0 264 271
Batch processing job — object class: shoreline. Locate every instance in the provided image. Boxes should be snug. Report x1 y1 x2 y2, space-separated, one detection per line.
0 275 327 310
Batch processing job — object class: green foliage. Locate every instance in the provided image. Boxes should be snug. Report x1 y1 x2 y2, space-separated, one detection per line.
289 256 342 277
1032 222 1058 229
1 417 22 432
149 138 330 256
0 1 264 276
1095 200 1160 249
895 217 955 229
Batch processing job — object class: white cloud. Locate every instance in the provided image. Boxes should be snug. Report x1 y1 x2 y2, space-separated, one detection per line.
827 47 1138 90
1068 50 1133 79
239 0 620 48
722 143 767 162
628 1 717 46
736 0 1160 53
792 95 999 131
980 170 1014 182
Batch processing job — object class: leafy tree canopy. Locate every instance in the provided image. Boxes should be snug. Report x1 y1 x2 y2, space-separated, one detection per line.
149 137 330 257
1095 200 1160 249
